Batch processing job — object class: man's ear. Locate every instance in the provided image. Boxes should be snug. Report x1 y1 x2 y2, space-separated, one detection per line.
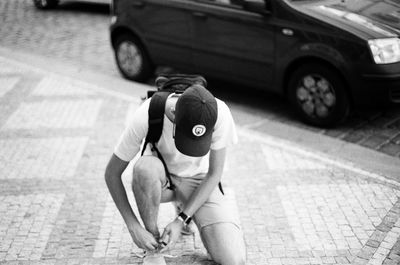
165 96 178 122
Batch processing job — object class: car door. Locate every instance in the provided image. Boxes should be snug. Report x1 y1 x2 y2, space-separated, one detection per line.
187 0 275 88
127 0 194 69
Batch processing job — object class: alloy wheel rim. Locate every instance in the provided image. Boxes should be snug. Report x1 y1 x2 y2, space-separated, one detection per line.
295 74 336 119
117 41 142 77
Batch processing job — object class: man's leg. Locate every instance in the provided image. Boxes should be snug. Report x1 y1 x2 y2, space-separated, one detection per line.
200 223 246 265
173 176 246 264
132 156 174 239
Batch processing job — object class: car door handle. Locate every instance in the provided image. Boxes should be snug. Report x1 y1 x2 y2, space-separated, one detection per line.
192 12 207 19
132 1 145 8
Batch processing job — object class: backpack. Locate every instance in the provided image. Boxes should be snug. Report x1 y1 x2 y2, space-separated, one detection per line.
141 74 207 190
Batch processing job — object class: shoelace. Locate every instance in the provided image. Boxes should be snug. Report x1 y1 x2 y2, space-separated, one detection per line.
132 251 178 259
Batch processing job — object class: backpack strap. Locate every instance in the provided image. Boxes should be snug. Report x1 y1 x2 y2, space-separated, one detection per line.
142 91 175 190
144 91 170 146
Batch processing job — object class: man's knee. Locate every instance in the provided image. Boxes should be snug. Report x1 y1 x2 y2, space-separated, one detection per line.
132 156 165 186
201 223 246 265
214 250 246 265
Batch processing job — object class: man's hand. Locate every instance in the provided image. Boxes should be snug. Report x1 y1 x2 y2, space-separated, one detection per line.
159 219 184 252
129 225 159 251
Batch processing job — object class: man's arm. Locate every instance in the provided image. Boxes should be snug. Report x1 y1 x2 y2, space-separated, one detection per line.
104 154 159 250
182 148 226 217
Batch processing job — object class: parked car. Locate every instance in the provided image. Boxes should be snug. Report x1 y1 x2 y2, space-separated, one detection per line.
33 0 109 9
110 0 400 127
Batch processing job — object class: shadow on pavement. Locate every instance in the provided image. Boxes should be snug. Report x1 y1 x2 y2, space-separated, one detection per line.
49 1 110 15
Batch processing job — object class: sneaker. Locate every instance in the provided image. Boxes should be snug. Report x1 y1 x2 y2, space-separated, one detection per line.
143 251 166 265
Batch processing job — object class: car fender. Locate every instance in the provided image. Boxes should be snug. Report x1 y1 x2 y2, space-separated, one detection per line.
110 23 157 63
110 19 147 49
276 42 354 97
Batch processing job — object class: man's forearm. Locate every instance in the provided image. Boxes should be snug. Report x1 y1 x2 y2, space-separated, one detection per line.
182 173 220 217
105 173 141 230
182 148 226 217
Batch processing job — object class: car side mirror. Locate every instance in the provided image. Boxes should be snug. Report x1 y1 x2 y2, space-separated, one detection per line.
242 0 271 15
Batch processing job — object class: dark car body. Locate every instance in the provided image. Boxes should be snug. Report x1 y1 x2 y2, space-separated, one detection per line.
33 0 109 9
110 0 400 126
286 0 400 106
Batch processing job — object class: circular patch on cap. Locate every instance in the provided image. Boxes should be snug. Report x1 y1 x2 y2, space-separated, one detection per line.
192 125 206 137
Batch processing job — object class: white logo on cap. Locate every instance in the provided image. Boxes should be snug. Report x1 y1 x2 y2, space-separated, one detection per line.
192 125 206 137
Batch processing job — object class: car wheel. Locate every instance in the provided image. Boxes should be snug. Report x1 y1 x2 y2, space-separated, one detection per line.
114 34 154 82
288 63 350 127
33 0 59 9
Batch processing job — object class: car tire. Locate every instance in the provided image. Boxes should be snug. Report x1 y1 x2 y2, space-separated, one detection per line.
114 34 154 82
33 0 59 9
288 63 350 127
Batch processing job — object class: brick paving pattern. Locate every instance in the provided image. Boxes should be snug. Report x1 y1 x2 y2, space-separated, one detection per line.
4 100 102 129
1 56 400 265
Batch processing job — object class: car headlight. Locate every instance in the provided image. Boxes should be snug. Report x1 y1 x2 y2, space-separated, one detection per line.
368 38 400 64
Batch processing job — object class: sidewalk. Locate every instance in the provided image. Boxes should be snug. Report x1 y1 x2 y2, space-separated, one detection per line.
1 54 400 265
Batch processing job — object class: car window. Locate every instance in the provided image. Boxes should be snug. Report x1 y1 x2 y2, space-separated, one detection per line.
192 0 271 12
195 0 243 8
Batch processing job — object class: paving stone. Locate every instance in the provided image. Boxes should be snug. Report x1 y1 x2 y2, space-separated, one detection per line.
32 76 94 96
360 135 388 149
334 256 350 264
0 137 88 179
342 130 370 144
366 240 380 248
378 142 400 156
0 193 65 261
392 134 400 145
0 76 19 97
262 145 327 171
358 246 375 260
277 183 398 252
2 100 102 130
383 259 399 265
387 118 400 130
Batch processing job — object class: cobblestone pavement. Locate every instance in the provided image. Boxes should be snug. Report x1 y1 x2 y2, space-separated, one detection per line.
2 55 400 265
0 0 400 159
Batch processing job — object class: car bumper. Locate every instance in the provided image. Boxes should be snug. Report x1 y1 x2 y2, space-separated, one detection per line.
350 63 400 106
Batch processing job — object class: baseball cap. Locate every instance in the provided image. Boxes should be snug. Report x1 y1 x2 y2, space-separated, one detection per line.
174 85 218 157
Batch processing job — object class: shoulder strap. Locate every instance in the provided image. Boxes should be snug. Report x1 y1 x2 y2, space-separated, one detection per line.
141 91 171 155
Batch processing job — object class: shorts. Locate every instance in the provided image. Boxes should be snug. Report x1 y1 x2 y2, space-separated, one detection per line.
167 174 240 230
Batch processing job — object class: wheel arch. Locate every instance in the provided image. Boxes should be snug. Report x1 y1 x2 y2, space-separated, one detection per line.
111 27 142 49
110 26 155 82
110 26 153 63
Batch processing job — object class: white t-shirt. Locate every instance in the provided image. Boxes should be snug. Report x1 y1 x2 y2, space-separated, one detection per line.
114 98 238 178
